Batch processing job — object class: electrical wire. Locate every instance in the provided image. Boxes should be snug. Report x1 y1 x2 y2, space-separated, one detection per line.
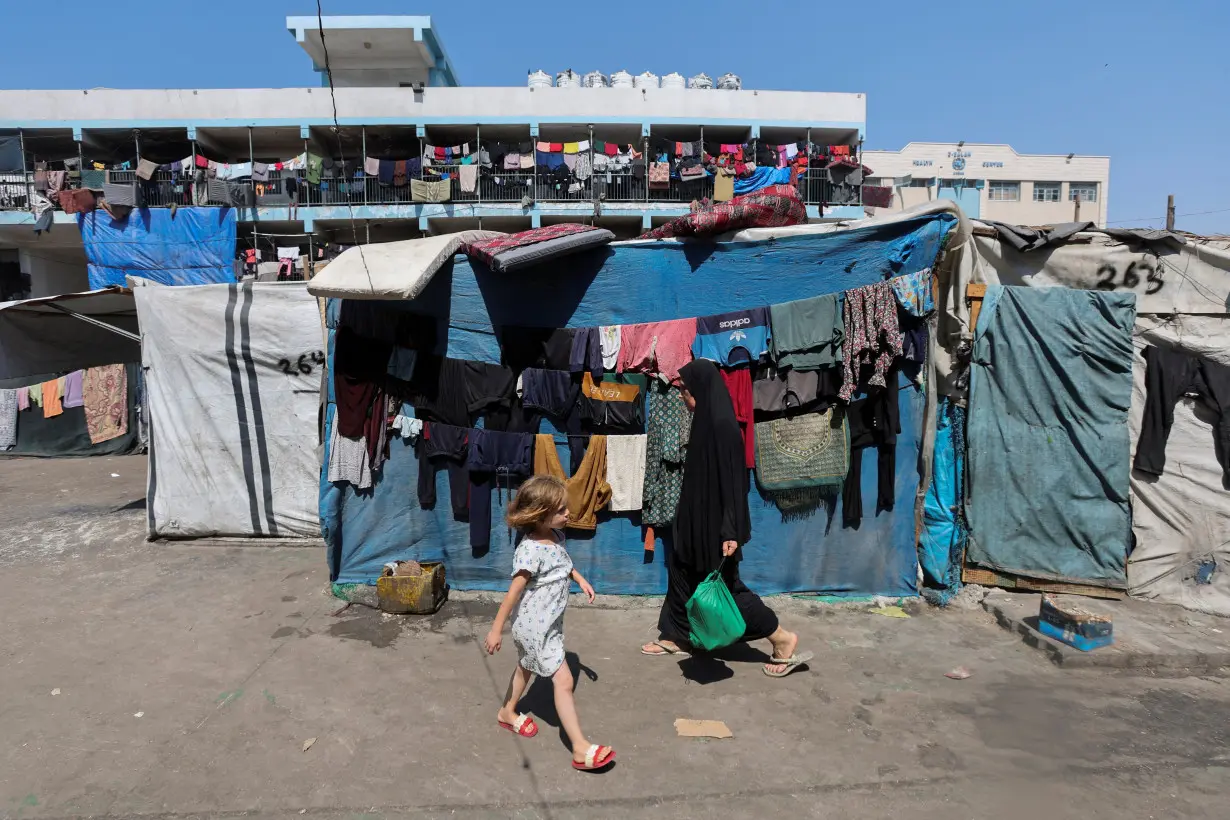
1105 206 1230 226
316 0 373 289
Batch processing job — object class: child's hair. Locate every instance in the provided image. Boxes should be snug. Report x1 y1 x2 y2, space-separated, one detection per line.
506 475 567 531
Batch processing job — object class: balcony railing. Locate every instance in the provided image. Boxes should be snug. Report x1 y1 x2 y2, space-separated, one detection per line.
0 168 859 213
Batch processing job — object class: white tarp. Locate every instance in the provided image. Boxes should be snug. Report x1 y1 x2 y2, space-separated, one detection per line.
306 230 502 301
134 280 321 538
0 287 140 387
1128 316 1230 616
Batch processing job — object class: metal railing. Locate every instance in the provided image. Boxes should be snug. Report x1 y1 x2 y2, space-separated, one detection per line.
0 166 857 212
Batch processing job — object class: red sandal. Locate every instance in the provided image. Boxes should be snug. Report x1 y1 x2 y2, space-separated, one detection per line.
498 714 538 738
572 744 616 771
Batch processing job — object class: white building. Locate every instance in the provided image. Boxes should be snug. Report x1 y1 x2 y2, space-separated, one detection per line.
861 143 1109 226
0 14 866 298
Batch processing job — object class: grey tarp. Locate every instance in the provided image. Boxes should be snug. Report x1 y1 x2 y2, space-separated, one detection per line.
134 280 321 538
0 288 139 387
965 285 1136 588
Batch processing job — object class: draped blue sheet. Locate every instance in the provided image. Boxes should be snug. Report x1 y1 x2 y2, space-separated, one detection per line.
322 213 956 594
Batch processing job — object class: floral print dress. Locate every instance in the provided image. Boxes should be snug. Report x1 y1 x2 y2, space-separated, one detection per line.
641 382 692 527
839 280 904 401
511 537 573 677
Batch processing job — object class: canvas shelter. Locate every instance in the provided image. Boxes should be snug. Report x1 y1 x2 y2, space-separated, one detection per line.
309 206 959 595
927 222 1230 615
132 280 323 539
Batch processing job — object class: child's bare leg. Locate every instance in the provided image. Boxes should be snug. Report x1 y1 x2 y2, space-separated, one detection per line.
497 664 533 724
551 663 591 761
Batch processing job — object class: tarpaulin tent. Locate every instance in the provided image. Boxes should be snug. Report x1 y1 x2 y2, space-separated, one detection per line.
311 209 957 594
0 288 140 387
133 280 322 539
0 288 142 457
933 222 1230 614
79 207 237 289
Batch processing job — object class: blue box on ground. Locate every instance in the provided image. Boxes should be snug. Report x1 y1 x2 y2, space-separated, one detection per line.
1038 594 1114 651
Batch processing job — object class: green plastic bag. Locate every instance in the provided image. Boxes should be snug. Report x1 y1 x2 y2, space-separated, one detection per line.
686 561 747 651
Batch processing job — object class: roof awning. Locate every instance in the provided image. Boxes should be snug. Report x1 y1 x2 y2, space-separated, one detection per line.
0 287 140 387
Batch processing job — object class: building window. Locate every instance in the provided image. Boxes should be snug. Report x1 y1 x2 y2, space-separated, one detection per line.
908 178 933 188
865 177 884 187
1069 183 1098 203
940 178 980 189
988 181 1020 202
1033 182 1061 202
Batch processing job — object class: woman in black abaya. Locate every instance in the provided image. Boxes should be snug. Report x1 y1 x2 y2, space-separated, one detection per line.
641 359 812 677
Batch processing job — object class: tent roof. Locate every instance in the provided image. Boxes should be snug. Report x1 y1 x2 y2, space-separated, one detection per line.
0 287 140 387
307 230 503 301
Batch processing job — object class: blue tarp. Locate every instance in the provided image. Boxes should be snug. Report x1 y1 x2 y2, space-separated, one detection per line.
919 396 965 605
79 207 237 289
321 212 957 594
966 285 1135 588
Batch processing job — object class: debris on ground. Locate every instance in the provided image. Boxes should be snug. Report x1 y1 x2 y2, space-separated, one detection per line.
869 605 910 619
945 667 972 680
133 711 144 718
947 584 990 611
302 737 317 752
674 719 733 739
50 689 60 696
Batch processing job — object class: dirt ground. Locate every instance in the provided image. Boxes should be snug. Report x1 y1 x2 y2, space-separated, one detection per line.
2 455 1229 820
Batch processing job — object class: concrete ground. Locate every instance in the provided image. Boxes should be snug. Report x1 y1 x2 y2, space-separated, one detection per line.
2 455 1230 820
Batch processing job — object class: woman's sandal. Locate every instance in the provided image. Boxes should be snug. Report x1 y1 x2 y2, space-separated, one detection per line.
641 641 688 656
572 744 616 771
497 714 538 737
763 651 814 678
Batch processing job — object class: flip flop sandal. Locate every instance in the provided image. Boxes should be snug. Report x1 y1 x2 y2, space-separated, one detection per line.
498 714 538 738
641 641 688 657
572 744 616 771
763 651 815 678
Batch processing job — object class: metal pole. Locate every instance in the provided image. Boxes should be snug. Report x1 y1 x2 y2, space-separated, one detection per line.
18 128 28 205
361 126 368 206
308 233 313 280
44 303 142 343
475 123 482 205
134 129 141 163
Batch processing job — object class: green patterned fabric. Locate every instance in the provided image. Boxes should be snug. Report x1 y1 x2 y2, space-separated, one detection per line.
642 381 691 527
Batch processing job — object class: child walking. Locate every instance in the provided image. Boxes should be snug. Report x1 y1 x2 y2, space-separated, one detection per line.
484 474 616 772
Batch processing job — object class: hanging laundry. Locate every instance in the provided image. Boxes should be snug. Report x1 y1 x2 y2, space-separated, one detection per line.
458 164 478 194
533 433 611 531
327 421 372 490
28 383 42 408
842 370 900 528
889 268 935 317
839 281 903 401
499 326 577 371
16 386 29 412
599 325 622 370
521 368 580 419
753 365 839 414
606 434 647 512
82 364 127 444
0 389 15 450
251 162 270 182
417 423 470 517
579 372 643 433
719 366 756 468
769 292 844 371
391 413 423 441
363 156 380 176
406 355 515 428
1135 345 1230 480
618 317 697 385
756 405 850 519
62 370 84 409
569 327 603 381
467 428 535 550
277 246 299 260
42 378 64 419
411 178 450 203
641 382 691 527
692 307 771 367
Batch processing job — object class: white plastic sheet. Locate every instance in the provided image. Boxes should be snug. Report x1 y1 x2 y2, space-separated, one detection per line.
306 230 502 301
134 281 321 538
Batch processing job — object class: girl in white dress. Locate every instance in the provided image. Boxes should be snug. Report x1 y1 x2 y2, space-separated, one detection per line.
484 475 616 771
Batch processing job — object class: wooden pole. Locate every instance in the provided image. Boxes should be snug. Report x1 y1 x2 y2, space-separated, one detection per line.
1166 194 1176 231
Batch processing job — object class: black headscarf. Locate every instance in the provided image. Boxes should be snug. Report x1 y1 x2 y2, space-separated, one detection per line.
673 359 752 574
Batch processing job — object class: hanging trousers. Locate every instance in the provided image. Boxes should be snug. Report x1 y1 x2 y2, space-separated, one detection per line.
1135 345 1230 480
842 370 900 528
416 423 470 518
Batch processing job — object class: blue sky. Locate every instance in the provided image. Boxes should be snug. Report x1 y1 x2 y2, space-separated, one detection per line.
3 0 1227 233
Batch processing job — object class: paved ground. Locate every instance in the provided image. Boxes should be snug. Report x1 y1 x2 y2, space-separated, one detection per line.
3 455 1230 820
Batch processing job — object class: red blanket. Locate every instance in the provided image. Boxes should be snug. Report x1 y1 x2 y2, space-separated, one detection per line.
639 185 806 240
